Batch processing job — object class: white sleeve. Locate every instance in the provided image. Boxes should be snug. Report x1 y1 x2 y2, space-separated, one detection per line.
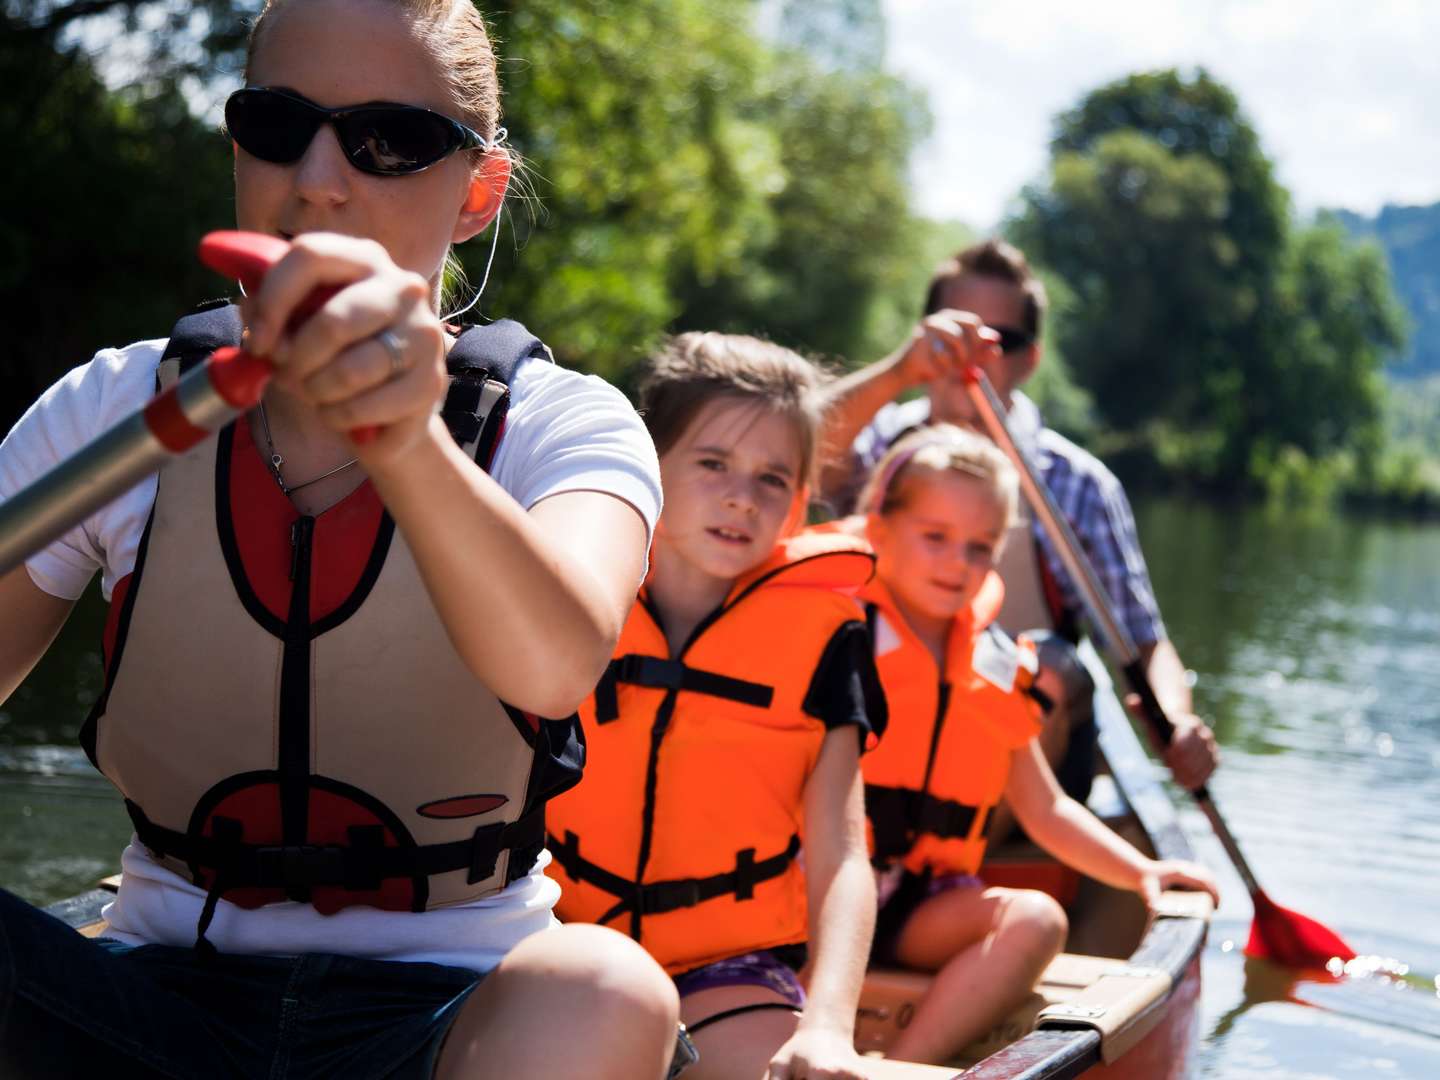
487 359 662 538
0 342 165 601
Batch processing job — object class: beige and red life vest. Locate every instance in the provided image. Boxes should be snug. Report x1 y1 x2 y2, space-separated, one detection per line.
546 531 876 974
861 574 1046 877
82 304 576 927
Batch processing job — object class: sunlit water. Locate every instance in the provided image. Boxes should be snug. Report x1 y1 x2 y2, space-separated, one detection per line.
1136 497 1440 1078
2 497 1438 1076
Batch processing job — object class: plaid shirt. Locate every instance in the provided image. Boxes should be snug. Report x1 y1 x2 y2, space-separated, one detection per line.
850 391 1166 647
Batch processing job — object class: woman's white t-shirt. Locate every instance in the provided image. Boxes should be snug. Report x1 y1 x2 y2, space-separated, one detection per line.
0 338 662 974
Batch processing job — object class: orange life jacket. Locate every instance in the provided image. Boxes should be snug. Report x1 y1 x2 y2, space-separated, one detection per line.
861 573 1046 877
546 531 875 974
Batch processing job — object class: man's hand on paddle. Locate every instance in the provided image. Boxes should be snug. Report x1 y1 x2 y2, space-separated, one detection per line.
894 310 1003 388
1125 694 1220 791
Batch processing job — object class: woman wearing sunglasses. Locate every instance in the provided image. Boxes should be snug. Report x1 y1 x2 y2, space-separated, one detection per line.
0 1 682 1078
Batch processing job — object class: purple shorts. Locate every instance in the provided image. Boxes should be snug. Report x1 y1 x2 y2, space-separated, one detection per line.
872 869 985 966
671 946 807 1008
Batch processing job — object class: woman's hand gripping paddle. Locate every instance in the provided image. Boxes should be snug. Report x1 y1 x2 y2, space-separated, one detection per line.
957 362 1357 971
0 231 357 579
199 231 379 443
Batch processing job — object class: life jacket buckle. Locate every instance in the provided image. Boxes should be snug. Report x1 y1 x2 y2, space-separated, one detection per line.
255 844 346 888
625 656 685 690
641 878 703 914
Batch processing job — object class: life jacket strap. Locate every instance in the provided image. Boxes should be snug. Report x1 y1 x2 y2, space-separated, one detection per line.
593 655 775 723
548 831 801 922
865 784 988 858
125 799 545 891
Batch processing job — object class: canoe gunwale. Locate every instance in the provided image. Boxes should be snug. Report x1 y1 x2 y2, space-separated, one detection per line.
956 645 1210 1079
43 886 112 931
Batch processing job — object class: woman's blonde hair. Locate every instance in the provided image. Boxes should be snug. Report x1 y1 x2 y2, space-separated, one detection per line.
859 424 1019 525
245 0 502 140
638 333 830 488
243 0 512 313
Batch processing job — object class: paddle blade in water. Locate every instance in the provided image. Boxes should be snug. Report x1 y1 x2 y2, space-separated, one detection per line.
1246 889 1357 968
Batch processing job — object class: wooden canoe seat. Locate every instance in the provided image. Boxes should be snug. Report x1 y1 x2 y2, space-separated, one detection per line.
856 952 1161 1066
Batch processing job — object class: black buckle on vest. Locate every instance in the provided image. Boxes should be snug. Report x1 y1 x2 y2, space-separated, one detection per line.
254 844 347 888
619 655 685 690
732 848 758 901
467 822 505 885
640 878 703 914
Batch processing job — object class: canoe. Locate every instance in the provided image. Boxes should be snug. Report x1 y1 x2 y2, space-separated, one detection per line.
852 644 1212 1078
44 647 1211 1079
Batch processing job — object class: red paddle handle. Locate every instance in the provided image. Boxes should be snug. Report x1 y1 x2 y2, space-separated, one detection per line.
198 231 379 443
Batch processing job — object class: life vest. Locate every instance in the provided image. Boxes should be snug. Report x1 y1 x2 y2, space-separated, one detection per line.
546 531 877 974
861 574 1047 877
83 302 582 936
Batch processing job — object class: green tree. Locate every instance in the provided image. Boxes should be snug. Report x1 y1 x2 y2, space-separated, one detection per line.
668 58 930 366
1013 68 1406 488
0 9 234 432
1012 128 1240 428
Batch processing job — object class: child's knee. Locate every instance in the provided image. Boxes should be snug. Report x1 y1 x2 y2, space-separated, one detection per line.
998 889 1068 959
548 924 680 1031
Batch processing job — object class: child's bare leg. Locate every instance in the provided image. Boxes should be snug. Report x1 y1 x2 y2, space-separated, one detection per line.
680 984 801 1080
886 886 1067 1065
435 923 679 1080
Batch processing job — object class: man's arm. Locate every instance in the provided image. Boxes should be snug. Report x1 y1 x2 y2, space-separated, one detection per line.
1138 638 1218 791
1051 450 1219 789
818 312 1000 501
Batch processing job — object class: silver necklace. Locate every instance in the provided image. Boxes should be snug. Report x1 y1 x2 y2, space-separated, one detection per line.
256 401 359 497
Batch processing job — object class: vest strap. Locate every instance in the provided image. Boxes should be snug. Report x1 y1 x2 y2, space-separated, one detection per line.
865 784 988 857
593 655 775 722
549 830 801 922
126 800 544 891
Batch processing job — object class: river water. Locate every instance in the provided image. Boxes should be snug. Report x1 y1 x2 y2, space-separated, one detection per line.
1 496 1438 1076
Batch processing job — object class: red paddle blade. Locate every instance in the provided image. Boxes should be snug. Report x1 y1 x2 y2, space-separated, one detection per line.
1245 889 1357 968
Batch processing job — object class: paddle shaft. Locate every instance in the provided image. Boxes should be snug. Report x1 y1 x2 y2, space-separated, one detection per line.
0 348 270 580
962 367 1264 896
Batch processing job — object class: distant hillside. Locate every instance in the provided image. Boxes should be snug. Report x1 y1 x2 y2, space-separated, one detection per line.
1333 202 1440 378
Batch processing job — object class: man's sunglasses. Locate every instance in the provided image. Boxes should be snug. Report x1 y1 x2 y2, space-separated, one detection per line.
990 325 1036 354
224 87 502 177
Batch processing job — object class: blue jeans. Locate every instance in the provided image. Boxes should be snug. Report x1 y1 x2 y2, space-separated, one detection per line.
0 888 484 1079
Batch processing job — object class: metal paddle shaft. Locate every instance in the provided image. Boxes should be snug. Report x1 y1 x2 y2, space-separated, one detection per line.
961 367 1266 895
0 231 345 582
0 347 271 579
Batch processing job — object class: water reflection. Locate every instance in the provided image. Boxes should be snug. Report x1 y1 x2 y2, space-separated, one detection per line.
1136 497 1440 1077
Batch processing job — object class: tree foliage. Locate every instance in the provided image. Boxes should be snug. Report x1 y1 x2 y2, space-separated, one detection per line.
1 0 932 427
0 8 234 432
477 0 929 378
1336 202 1440 378
1012 68 1407 488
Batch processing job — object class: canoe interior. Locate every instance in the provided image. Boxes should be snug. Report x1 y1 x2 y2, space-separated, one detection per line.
46 650 1210 1080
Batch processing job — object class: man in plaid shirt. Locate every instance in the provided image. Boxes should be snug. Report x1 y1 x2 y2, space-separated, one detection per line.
821 239 1218 796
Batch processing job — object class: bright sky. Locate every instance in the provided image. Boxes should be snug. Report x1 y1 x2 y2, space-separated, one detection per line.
883 0 1440 228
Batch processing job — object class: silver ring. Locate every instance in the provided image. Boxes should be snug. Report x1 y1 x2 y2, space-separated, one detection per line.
377 328 407 378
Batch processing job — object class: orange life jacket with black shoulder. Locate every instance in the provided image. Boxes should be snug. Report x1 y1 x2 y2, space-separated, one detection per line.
861 572 1047 877
546 530 879 974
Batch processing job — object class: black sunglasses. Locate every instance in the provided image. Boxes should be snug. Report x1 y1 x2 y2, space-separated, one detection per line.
990 325 1036 353
225 86 501 177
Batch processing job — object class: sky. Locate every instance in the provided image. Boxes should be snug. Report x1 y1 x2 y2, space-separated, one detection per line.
881 0 1440 229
